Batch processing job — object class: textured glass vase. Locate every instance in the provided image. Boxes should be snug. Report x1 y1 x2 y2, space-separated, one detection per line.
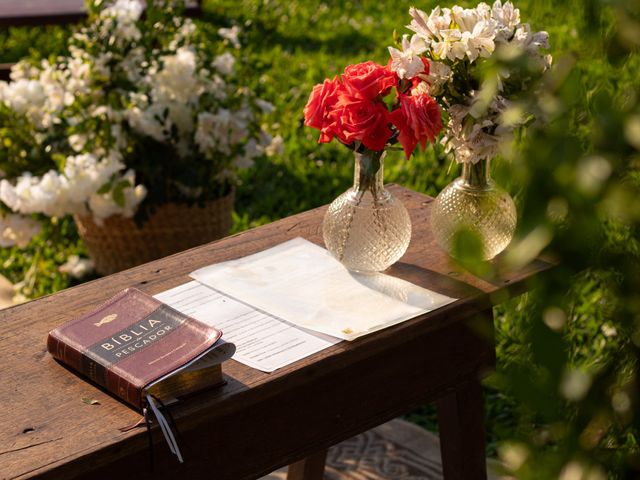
430 159 516 260
323 151 412 273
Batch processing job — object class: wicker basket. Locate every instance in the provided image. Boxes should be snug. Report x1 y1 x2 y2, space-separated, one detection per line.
74 191 234 275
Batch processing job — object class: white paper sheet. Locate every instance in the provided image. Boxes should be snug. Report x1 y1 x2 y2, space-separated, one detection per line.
190 237 456 340
154 281 340 372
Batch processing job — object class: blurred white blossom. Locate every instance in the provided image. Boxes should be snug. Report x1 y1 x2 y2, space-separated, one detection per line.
101 0 143 42
88 170 147 223
218 25 241 49
0 213 40 248
58 255 95 278
212 52 236 76
0 0 277 225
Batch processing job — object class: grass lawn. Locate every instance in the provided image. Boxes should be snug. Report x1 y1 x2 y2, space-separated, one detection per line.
1 0 635 464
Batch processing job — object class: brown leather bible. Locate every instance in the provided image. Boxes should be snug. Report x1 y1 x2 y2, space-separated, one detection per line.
47 287 234 462
47 287 231 411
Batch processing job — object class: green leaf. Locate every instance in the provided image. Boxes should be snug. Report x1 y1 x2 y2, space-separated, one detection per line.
112 180 131 208
96 182 111 195
51 153 67 170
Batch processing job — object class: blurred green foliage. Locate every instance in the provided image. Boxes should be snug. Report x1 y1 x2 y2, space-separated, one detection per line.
1 0 640 477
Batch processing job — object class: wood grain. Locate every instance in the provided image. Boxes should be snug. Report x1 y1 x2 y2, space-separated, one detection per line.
286 450 327 480
437 377 489 480
0 186 551 479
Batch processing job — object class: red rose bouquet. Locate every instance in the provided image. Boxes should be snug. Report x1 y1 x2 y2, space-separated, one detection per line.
304 60 442 159
304 57 443 273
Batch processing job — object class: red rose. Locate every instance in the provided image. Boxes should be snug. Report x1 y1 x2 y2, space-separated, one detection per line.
342 61 398 100
328 93 393 151
304 76 343 142
389 93 443 159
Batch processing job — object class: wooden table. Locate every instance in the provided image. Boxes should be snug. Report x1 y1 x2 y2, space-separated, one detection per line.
0 186 551 480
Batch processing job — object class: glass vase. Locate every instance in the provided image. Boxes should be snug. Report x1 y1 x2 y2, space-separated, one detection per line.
430 159 516 260
323 151 412 273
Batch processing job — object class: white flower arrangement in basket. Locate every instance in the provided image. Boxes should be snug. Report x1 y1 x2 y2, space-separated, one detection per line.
0 0 281 249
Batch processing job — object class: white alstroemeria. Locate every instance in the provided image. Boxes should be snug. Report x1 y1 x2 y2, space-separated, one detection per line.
452 5 484 32
435 20 498 62
467 20 498 60
218 25 241 49
0 213 40 248
433 29 465 60
388 34 428 79
58 255 94 278
532 30 550 50
511 24 549 52
411 81 431 96
444 121 501 164
424 60 452 96
212 52 236 76
443 92 518 164
492 0 520 41
408 6 452 42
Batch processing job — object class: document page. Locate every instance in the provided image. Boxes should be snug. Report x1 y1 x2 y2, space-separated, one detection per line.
190 237 456 340
154 281 340 372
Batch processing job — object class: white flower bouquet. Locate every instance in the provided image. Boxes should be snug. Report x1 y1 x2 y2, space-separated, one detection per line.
390 0 551 164
0 0 279 247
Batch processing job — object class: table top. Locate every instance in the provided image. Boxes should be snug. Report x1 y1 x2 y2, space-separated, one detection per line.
0 186 552 480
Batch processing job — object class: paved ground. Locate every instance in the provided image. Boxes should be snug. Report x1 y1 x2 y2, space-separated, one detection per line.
261 418 505 479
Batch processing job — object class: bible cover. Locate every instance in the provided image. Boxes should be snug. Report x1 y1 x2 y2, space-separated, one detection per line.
47 287 222 410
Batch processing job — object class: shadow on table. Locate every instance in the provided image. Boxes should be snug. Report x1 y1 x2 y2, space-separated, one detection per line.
388 261 486 300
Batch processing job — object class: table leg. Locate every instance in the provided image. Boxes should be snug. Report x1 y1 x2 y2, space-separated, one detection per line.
436 378 487 480
287 449 328 480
